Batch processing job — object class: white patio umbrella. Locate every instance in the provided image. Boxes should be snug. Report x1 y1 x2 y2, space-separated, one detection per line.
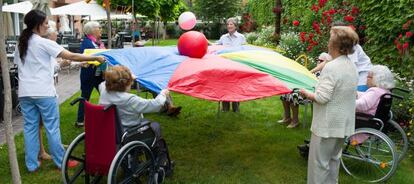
2 1 33 14
51 0 106 17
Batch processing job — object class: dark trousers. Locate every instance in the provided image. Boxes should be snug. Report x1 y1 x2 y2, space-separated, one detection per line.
76 67 104 122
222 101 240 112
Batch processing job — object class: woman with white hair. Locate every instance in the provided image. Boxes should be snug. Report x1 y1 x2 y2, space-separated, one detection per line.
217 17 246 112
356 65 395 115
75 21 106 127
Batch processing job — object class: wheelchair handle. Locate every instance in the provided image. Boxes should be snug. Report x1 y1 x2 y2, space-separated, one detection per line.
391 87 410 94
390 94 404 100
70 97 85 106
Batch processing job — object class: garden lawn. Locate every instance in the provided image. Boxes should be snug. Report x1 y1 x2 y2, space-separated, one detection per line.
1 90 414 184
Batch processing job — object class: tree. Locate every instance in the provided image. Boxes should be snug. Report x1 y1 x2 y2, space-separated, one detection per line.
100 0 160 19
0 1 22 184
274 0 282 43
193 0 242 23
159 0 187 39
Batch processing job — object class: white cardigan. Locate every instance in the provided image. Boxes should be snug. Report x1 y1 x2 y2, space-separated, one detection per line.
311 55 358 138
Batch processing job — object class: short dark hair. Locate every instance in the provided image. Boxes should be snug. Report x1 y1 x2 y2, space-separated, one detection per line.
330 26 359 55
104 66 134 92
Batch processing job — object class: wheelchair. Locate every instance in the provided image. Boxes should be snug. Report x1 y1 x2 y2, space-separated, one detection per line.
62 98 173 184
340 90 409 183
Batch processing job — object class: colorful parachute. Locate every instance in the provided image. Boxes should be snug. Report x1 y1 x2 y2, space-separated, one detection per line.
93 45 317 102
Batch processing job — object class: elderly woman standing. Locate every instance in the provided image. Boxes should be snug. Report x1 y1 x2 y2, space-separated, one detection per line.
75 21 106 127
15 10 105 172
300 26 359 184
217 18 246 112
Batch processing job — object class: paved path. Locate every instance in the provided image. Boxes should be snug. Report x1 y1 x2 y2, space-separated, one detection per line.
0 69 80 144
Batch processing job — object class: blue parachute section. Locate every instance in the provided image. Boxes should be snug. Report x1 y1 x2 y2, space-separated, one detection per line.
99 47 188 94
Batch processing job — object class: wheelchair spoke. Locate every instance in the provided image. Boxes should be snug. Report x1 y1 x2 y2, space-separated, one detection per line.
132 161 152 176
67 164 85 184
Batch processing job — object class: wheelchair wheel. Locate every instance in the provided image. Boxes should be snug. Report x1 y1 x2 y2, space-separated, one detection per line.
341 128 398 183
108 141 157 184
62 133 103 184
386 120 408 163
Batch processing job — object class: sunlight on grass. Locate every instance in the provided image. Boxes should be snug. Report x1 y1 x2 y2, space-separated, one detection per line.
1 90 413 183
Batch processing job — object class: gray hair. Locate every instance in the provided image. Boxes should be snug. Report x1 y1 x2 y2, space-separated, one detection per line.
83 21 100 35
371 65 395 90
226 17 239 27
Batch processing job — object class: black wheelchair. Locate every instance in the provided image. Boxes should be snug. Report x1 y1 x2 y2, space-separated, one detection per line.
340 88 410 183
62 98 173 184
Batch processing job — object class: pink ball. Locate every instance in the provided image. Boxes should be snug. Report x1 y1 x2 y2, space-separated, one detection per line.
178 12 196 30
178 31 208 58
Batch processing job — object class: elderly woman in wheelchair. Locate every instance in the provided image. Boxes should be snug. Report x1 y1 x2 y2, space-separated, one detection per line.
341 65 409 183
62 66 174 184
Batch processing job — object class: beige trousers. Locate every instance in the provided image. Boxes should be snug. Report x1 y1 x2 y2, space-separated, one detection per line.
307 133 344 184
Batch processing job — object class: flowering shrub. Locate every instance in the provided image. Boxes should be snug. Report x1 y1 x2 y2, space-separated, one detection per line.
278 32 307 60
287 0 365 58
245 32 259 44
394 20 413 56
240 13 257 33
251 26 278 48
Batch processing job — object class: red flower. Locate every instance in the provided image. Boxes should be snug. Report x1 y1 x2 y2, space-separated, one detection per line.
406 31 413 38
396 43 402 50
312 22 321 34
403 42 409 49
293 20 300 26
351 7 359 15
328 8 336 15
359 25 366 31
311 4 319 13
307 45 314 51
399 34 403 39
299 32 307 42
344 15 355 23
318 0 328 8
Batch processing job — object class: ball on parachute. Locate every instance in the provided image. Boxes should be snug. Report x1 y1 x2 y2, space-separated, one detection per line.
178 12 196 30
178 31 208 58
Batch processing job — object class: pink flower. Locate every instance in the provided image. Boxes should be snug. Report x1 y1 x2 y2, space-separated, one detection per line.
293 20 300 26
403 42 409 49
406 31 413 38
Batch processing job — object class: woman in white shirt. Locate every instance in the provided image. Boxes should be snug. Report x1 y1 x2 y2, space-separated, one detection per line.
14 10 105 172
217 18 246 112
300 26 359 184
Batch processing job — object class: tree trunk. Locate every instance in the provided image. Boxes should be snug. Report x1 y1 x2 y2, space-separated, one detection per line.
0 1 22 183
274 0 282 43
106 5 112 49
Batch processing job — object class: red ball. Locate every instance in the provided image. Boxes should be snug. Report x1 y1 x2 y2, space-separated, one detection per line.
178 31 208 58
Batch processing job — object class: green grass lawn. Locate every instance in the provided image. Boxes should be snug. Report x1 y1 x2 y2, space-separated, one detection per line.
1 39 414 183
1 90 414 184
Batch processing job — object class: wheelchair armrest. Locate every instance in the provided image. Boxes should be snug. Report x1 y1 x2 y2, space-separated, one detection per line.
70 97 85 106
355 112 374 121
355 112 384 131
